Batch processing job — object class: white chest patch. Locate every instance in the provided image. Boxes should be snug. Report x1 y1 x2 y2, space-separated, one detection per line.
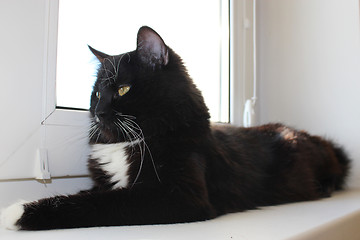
90 142 136 189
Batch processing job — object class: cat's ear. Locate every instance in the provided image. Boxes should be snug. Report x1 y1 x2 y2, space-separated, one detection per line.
136 26 169 68
88 45 109 63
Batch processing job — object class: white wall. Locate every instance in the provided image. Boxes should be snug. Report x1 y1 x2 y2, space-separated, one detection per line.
0 0 47 179
257 0 360 188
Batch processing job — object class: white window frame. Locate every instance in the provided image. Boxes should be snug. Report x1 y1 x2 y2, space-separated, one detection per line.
40 0 91 179
0 0 255 181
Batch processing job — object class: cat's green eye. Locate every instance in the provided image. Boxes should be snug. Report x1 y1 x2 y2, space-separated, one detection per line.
118 86 131 96
95 91 101 99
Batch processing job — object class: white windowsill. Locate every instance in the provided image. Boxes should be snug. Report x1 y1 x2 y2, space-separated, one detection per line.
1 188 360 240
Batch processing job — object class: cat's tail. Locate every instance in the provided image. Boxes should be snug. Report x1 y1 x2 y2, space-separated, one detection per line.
316 139 351 196
331 144 351 190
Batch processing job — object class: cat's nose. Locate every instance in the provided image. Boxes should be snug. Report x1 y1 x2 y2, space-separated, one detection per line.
95 97 112 122
94 115 100 123
95 111 108 122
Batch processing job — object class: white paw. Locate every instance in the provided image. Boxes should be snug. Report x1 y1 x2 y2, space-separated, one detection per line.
0 200 28 230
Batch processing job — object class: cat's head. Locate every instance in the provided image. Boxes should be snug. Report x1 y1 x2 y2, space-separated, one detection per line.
88 26 210 144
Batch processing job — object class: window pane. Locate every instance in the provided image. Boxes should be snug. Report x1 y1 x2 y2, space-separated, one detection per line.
56 0 228 121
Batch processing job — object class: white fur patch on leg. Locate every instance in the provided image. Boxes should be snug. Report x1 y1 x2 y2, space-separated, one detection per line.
0 200 28 230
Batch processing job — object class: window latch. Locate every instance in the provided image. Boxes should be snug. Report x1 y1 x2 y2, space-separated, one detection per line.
35 148 51 180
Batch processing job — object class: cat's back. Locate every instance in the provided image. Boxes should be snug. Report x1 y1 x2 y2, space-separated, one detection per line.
210 123 286 156
209 122 316 170
210 122 309 154
208 123 311 195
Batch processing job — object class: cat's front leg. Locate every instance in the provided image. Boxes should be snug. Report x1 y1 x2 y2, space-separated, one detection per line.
0 194 95 230
1 187 214 230
1 194 102 230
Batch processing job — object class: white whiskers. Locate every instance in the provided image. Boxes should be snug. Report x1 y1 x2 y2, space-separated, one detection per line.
115 113 161 186
90 112 161 187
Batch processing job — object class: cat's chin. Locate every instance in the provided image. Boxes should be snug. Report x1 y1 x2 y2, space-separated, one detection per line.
89 127 123 144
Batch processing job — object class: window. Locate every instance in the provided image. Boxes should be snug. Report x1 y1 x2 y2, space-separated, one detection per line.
0 0 253 180
56 0 230 122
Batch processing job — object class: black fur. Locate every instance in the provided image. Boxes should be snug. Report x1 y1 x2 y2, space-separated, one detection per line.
11 26 350 230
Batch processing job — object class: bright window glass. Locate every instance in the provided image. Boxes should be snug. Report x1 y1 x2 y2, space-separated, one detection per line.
56 0 229 121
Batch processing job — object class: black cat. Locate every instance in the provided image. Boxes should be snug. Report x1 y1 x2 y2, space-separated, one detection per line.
1 26 350 230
